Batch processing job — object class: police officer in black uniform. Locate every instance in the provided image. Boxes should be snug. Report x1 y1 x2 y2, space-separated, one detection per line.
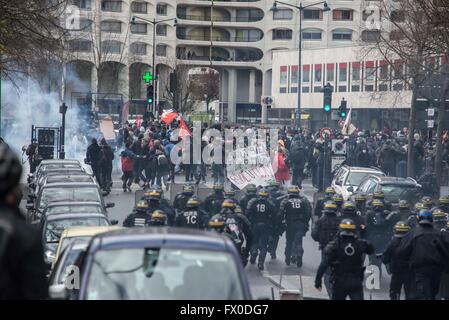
175 196 209 229
123 200 152 227
332 194 344 214
173 184 194 213
338 201 366 238
388 200 414 226
397 210 449 300
354 194 367 218
246 188 276 270
280 185 312 268
434 195 449 213
382 221 415 300
267 181 285 260
315 219 374 300
311 200 340 297
148 209 168 226
421 196 434 211
432 209 448 232
314 187 336 219
146 186 175 226
203 183 225 215
240 184 257 213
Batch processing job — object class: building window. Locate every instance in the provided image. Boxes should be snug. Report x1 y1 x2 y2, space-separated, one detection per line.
280 66 287 86
101 1 122 12
302 66 310 83
302 29 322 40
131 1 147 13
280 87 287 94
333 9 353 21
130 42 147 55
101 40 121 54
338 86 347 92
332 29 352 41
390 30 405 41
326 64 334 82
156 24 167 36
79 18 92 31
390 10 405 22
157 4 167 16
379 63 389 80
314 66 322 82
302 87 310 93
272 29 292 40
101 21 121 33
291 66 298 84
361 30 380 42
72 0 91 10
273 9 293 20
351 85 360 92
352 63 360 81
69 39 91 52
131 22 147 34
365 85 374 91
156 44 167 56
365 63 375 81
339 64 347 82
393 61 403 79
393 83 403 91
303 9 322 20
379 84 389 91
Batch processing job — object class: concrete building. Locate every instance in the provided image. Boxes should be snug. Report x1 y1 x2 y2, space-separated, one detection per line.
64 0 392 123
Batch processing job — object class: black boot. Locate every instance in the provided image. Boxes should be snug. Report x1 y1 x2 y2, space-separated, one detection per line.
285 255 291 266
296 256 303 268
258 261 264 271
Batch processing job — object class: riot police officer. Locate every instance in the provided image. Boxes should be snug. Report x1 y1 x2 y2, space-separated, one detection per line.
388 200 413 226
314 187 336 219
203 183 225 215
365 199 394 272
367 191 391 211
354 194 367 217
148 186 175 226
280 185 312 268
432 209 448 232
434 195 449 213
382 222 415 300
421 196 434 210
240 184 257 213
267 181 285 260
311 200 340 298
173 184 194 213
123 200 152 227
332 194 344 214
224 189 238 201
148 209 168 226
315 219 374 300
207 214 226 233
246 188 276 270
338 201 366 238
397 210 449 300
175 196 208 229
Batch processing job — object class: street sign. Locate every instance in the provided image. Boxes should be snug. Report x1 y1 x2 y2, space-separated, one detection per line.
332 139 347 155
427 108 435 116
142 71 153 83
261 96 273 105
320 127 333 140
427 119 435 128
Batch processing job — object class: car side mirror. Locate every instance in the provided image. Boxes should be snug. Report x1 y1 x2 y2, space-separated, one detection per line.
347 186 354 193
49 284 68 300
106 202 115 209
110 219 119 226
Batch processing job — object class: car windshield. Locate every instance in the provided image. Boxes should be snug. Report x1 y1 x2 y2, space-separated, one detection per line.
86 248 244 300
45 218 109 243
381 184 417 201
39 187 101 210
59 236 92 255
47 205 102 214
346 172 382 186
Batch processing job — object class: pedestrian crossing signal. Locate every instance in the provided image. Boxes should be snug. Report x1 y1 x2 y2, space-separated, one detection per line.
323 83 333 113
147 85 154 104
339 99 347 118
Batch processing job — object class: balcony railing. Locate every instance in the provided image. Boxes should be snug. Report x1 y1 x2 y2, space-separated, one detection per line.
178 55 262 62
177 34 262 42
177 14 263 22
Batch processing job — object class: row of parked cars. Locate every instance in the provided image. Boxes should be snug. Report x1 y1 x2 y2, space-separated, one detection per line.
25 159 252 300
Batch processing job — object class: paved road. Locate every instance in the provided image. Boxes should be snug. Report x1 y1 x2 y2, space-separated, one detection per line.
103 173 391 300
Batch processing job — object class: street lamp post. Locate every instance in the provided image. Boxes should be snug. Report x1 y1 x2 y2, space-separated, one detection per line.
131 16 177 114
271 1 330 131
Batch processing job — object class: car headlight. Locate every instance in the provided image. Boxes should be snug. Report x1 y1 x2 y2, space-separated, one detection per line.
44 250 56 265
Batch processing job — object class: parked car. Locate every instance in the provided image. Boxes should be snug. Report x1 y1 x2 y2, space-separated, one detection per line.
354 176 422 206
43 201 110 218
30 172 95 196
332 166 385 200
49 228 252 300
28 159 83 184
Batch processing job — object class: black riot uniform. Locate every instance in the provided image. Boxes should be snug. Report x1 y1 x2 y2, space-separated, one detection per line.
432 209 448 232
246 189 276 270
388 200 415 227
173 185 194 213
315 219 375 300
332 194 344 214
175 197 209 229
314 187 336 219
382 222 415 300
123 200 152 227
239 184 257 213
202 184 225 215
397 210 449 300
280 186 312 267
267 182 285 260
147 210 168 227
143 189 175 226
311 200 340 297
338 201 366 238
354 194 367 218
433 195 449 213
366 191 391 211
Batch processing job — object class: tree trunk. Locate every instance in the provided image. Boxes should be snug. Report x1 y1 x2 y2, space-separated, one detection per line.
434 80 449 189
407 87 418 178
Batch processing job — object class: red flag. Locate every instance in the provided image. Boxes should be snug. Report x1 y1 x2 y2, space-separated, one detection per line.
160 109 178 125
178 117 192 139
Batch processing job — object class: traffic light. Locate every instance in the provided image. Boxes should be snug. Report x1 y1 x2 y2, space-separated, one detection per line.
339 99 347 118
323 83 333 112
147 85 154 104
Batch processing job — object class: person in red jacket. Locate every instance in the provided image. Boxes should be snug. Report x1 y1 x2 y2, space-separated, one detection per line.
121 141 136 192
274 140 290 185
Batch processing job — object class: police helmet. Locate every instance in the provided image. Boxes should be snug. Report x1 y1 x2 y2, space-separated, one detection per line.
182 185 194 194
186 196 201 209
246 184 257 193
136 200 149 210
222 198 236 209
354 194 366 203
224 189 236 198
373 191 385 199
145 190 161 200
342 201 356 214
332 194 344 205
372 199 384 209
208 214 225 231
414 202 424 212
339 219 356 236
398 200 409 210
213 183 224 191
432 209 447 223
421 196 433 209
287 185 300 196
235 206 243 215
417 210 433 225
325 187 336 196
151 210 167 224
323 200 338 213
439 195 449 205
257 188 269 198
394 221 411 238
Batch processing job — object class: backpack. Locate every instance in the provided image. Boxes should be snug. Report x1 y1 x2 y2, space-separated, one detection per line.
289 141 303 162
121 156 134 172
157 154 169 168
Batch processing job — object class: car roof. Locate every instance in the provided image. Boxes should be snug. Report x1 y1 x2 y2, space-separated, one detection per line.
46 213 108 222
46 201 102 208
40 159 81 165
90 227 233 252
60 226 124 238
46 175 93 183
42 182 99 188
377 176 418 185
343 166 383 173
